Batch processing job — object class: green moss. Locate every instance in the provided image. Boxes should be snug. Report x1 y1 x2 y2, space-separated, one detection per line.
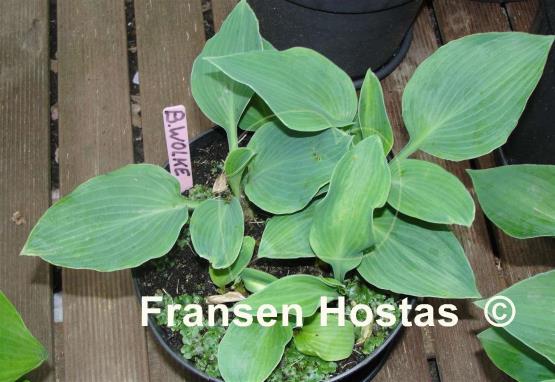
151 256 176 272
179 324 225 378
156 294 225 378
268 345 337 382
176 230 191 251
187 184 213 201
344 276 400 354
209 160 224 176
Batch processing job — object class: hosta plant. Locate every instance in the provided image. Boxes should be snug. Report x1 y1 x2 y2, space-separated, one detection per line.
470 165 555 381
475 270 555 382
20 1 554 381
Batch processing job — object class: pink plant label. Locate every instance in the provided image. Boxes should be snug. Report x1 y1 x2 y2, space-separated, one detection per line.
163 105 193 192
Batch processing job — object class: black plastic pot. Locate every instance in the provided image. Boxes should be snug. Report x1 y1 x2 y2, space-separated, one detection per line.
132 128 414 382
472 1 523 3
248 0 423 84
498 0 555 165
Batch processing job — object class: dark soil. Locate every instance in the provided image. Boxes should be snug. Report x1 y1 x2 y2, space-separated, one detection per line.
133 129 391 380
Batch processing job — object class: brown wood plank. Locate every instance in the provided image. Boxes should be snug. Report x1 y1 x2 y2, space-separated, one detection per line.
373 8 450 382
135 0 210 168
373 326 431 382
494 228 555 285
145 333 201 382
506 0 540 32
433 0 509 37
212 0 238 31
133 1 209 380
0 1 54 381
383 4 510 381
57 0 150 380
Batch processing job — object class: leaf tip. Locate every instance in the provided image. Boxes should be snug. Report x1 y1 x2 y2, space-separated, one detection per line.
19 246 34 257
40 345 49 362
470 289 483 299
460 205 476 227
473 298 487 310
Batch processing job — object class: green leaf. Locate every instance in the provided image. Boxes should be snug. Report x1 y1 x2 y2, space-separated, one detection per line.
358 70 393 154
348 118 363 145
468 165 555 238
224 148 256 196
262 38 276 51
209 236 255 288
241 268 277 293
239 275 339 317
21 164 189 271
218 321 293 382
388 158 475 226
191 0 262 148
207 47 357 132
0 291 48 382
238 95 275 132
244 120 352 214
358 208 480 298
294 313 354 361
475 270 555 364
319 277 345 289
310 136 391 281
478 328 555 382
402 32 554 161
258 201 317 259
190 197 244 269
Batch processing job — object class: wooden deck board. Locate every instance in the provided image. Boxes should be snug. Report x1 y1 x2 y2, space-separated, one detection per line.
211 0 238 31
506 1 540 32
57 0 149 380
373 327 431 382
135 0 210 167
0 1 53 381
134 0 210 380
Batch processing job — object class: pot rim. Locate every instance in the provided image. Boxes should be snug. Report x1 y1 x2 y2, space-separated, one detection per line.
284 0 419 14
131 128 415 382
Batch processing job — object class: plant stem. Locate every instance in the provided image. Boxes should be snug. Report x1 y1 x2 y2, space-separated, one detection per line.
226 126 239 152
179 198 203 209
395 139 419 161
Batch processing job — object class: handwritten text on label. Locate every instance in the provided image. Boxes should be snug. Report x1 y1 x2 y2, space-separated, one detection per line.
163 105 193 192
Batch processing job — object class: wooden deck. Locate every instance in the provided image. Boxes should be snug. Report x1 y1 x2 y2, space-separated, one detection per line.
0 0 552 381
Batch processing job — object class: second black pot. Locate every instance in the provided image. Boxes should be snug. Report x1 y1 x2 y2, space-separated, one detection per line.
498 0 555 165
248 0 423 83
